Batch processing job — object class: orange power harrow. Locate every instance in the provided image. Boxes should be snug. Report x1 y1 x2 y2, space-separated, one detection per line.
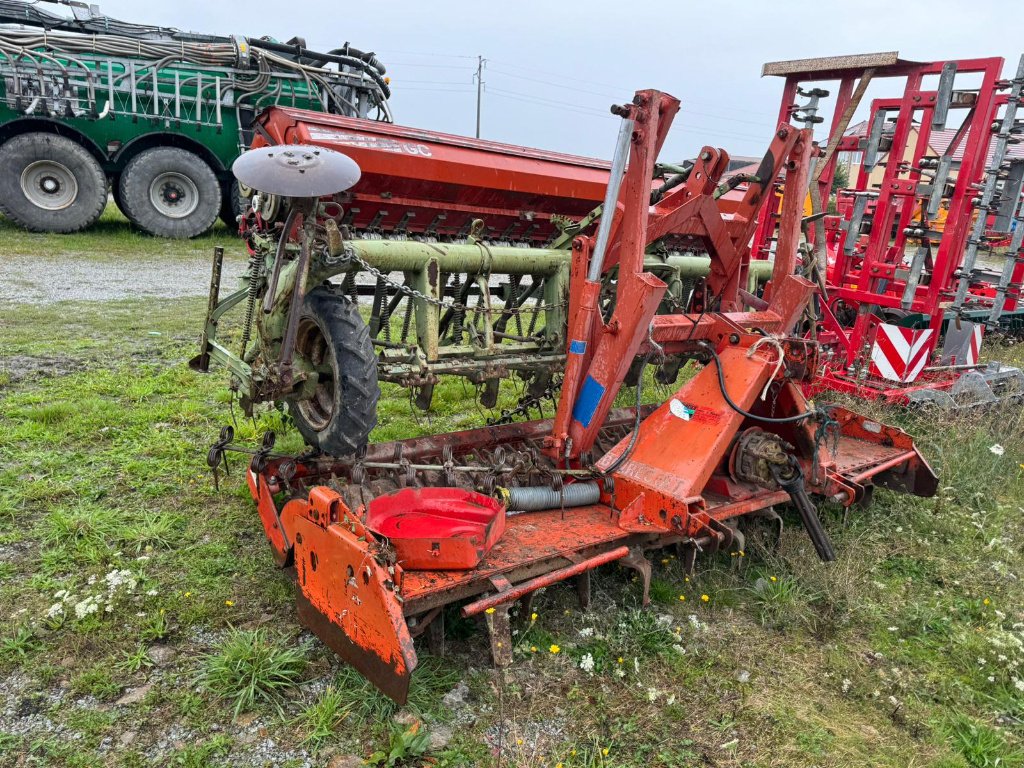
228 89 937 702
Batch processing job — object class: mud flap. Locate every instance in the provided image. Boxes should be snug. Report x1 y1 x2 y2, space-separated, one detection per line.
283 490 417 703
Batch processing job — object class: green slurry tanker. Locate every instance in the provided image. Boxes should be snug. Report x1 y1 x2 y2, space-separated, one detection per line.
0 0 390 237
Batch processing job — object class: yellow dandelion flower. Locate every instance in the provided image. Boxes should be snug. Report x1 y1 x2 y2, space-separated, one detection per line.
661 558 670 565
183 591 193 598
769 575 778 582
701 594 710 602
678 595 686 601
739 550 745 557
531 612 538 622
557 763 564 768
602 747 610 756
617 657 624 664
571 749 578 756
549 644 561 654
516 738 524 746
983 598 991 606
684 576 690 583
485 607 496 615
225 600 234 606
530 645 538 653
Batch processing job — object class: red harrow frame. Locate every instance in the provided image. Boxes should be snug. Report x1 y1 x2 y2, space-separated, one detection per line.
751 52 1024 406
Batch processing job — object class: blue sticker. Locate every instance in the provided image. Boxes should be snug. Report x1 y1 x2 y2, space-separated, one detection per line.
569 339 587 355
572 375 605 428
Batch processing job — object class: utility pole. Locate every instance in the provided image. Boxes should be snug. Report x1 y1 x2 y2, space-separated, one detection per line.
474 55 486 138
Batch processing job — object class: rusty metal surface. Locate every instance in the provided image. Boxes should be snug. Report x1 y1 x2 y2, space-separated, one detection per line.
761 52 907 78
400 504 630 610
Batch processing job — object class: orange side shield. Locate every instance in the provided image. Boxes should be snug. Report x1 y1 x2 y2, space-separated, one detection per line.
282 487 417 703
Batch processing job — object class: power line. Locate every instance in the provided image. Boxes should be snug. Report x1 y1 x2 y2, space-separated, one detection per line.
385 61 476 70
397 78 473 86
487 87 614 118
398 86 475 93
487 65 622 99
374 49 477 60
487 88 769 145
487 68 772 129
488 90 616 121
487 57 770 117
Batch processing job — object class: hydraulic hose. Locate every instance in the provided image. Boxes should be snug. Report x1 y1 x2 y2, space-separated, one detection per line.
699 341 815 424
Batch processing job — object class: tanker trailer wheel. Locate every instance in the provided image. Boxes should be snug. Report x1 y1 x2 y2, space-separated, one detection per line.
219 180 244 231
119 147 220 238
289 287 380 456
0 133 106 233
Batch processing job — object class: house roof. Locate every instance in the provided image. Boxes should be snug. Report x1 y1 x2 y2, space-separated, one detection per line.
844 118 1024 164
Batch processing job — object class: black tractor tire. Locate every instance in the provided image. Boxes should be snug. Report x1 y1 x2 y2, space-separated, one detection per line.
219 179 244 231
0 133 106 233
289 287 380 456
119 147 220 238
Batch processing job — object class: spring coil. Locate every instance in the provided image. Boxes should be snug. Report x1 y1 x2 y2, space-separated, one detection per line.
238 252 262 357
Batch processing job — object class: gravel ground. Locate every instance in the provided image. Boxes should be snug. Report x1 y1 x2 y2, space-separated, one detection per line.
0 254 246 305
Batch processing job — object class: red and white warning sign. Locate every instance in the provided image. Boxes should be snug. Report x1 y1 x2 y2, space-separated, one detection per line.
869 323 934 383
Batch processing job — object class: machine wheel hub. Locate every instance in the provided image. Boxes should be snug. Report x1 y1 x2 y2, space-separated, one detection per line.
21 160 77 210
150 172 199 218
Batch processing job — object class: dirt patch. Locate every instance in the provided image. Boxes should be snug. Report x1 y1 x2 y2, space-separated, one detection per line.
0 254 245 305
0 354 89 384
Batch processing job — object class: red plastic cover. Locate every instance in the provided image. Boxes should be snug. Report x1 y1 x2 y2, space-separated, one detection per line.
364 488 506 570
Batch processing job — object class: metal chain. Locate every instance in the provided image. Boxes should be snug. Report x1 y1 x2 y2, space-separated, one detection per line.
488 376 563 426
336 246 568 316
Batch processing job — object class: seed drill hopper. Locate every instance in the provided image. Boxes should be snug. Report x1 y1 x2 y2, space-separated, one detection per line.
194 88 937 701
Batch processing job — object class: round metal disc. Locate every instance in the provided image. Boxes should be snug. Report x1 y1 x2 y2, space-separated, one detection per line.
231 145 361 198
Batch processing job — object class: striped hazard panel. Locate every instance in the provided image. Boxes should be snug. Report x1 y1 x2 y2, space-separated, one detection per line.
869 323 934 383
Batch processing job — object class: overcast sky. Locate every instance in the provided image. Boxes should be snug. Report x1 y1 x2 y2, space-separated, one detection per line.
95 0 1022 162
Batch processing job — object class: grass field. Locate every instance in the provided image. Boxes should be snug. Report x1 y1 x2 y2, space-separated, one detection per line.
2 210 1024 767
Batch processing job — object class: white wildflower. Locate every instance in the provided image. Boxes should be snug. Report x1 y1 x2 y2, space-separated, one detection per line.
53 589 67 600
888 626 898 632
672 644 686 655
646 687 659 702
1014 679 1024 692
736 670 751 684
46 603 64 619
990 444 1005 456
578 627 594 638
579 653 595 674
146 589 159 597
74 596 99 620
666 694 676 705
841 678 852 693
